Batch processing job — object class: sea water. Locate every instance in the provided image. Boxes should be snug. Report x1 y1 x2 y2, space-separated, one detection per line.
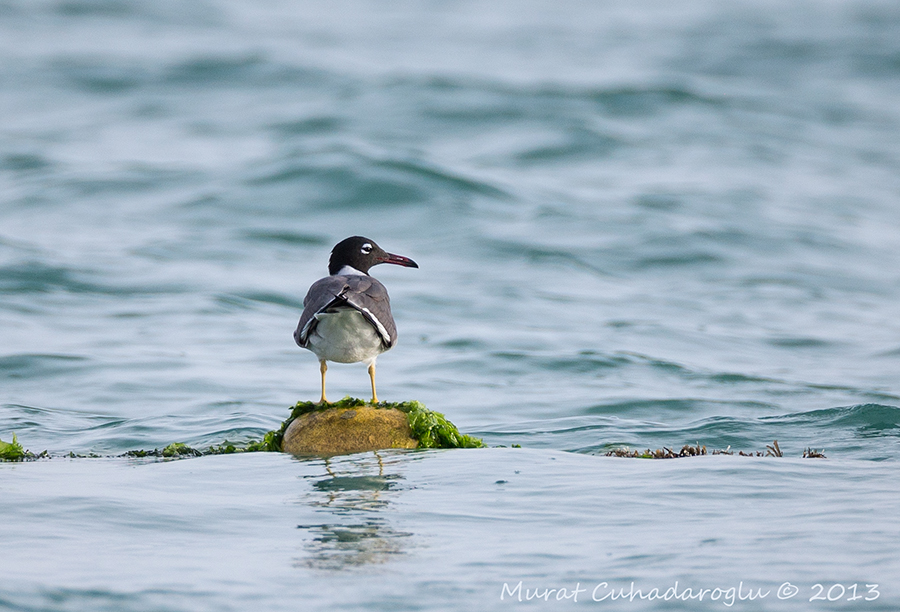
1 0 899 610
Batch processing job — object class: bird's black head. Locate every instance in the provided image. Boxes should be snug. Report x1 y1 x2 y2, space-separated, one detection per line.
328 236 419 275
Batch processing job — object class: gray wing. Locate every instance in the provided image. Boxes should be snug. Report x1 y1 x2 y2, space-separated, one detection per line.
293 275 397 348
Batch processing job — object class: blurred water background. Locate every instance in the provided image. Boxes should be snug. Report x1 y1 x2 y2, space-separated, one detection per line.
2 0 899 610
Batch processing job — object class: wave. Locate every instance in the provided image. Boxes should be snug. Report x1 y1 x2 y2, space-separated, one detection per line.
478 403 900 460
0 354 90 380
765 403 900 435
0 261 185 296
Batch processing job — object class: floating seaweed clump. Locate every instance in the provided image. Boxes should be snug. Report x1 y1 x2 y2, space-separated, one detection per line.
0 435 25 461
606 440 826 459
605 442 707 459
122 440 264 459
0 434 48 462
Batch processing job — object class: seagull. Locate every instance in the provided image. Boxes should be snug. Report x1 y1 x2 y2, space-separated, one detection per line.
294 236 418 404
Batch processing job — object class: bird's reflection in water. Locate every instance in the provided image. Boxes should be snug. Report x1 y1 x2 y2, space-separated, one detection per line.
295 450 414 570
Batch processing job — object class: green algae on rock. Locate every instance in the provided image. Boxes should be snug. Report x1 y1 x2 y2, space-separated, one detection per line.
118 398 484 459
277 397 485 455
7 399 482 460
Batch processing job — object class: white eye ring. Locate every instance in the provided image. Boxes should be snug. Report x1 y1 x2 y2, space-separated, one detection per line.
361 243 373 254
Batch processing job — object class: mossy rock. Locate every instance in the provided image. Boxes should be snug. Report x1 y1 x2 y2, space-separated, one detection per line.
282 405 419 455
275 397 485 456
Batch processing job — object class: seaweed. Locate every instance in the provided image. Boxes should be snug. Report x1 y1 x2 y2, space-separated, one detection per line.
398 401 485 449
605 440 826 459
162 442 203 458
4 424 827 463
205 437 275 454
121 448 160 458
117 397 484 459
0 434 48 461
122 443 203 458
0 434 25 461
123 440 267 458
605 442 707 459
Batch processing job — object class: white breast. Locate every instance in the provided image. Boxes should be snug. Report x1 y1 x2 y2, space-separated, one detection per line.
306 308 387 364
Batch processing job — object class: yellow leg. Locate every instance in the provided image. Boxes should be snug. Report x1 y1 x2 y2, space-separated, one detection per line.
319 360 329 404
368 362 378 404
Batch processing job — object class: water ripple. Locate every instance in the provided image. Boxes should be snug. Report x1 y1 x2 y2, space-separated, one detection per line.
0 354 90 380
0 261 184 296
